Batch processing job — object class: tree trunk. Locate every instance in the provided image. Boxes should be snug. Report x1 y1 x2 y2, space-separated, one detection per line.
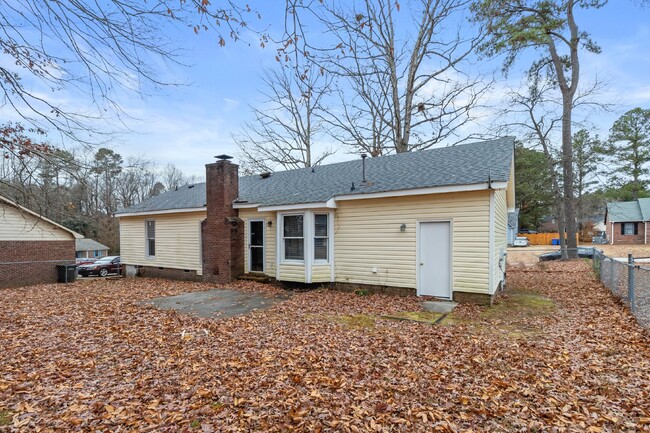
562 96 578 259
556 197 567 260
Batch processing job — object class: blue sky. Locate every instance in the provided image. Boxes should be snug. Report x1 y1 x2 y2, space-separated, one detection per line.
3 1 650 178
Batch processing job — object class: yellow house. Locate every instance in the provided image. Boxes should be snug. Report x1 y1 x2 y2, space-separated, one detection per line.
116 138 515 304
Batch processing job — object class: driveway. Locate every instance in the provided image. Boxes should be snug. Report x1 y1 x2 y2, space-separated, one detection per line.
144 288 291 318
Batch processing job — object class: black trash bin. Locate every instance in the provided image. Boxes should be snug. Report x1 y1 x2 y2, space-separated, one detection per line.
56 264 78 283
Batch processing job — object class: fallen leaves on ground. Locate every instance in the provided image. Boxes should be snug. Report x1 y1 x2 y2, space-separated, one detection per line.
1 264 649 432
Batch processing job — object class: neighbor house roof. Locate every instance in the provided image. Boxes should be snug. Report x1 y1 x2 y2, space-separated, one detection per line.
0 194 84 238
116 137 514 216
76 238 109 252
606 198 650 222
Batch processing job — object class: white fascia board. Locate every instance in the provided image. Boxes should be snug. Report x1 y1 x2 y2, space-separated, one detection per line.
334 182 508 202
232 202 260 209
114 207 206 217
257 201 336 212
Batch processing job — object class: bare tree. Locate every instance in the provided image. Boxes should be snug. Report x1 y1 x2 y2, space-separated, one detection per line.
0 1 263 160
294 0 488 155
234 65 334 173
161 163 198 191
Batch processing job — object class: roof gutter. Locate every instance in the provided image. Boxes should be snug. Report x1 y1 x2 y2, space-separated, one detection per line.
334 181 507 202
257 199 337 212
114 207 207 217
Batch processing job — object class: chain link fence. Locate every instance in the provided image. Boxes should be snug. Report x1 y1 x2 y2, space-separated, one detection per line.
593 250 650 330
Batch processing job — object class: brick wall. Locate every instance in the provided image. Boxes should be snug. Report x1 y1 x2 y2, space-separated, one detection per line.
0 240 75 289
201 160 244 284
606 220 647 245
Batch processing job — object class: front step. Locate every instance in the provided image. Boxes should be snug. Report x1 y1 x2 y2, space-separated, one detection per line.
238 273 275 283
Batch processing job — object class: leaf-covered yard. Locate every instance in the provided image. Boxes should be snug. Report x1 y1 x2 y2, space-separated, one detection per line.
1 261 650 432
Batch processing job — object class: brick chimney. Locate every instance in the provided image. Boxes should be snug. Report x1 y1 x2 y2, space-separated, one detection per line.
201 156 244 283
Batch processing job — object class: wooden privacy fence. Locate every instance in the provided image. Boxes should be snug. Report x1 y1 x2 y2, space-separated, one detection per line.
518 233 580 246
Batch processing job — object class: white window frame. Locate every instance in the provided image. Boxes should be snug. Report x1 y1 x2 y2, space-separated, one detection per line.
313 213 330 264
281 213 305 263
145 219 156 259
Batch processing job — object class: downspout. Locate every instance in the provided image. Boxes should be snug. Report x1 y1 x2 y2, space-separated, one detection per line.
645 221 647 245
611 221 614 245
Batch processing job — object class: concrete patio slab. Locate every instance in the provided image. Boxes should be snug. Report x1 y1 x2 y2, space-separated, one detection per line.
421 300 458 314
144 289 290 318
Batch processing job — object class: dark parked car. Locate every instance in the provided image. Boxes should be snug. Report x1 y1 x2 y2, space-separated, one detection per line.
539 247 601 261
78 256 121 277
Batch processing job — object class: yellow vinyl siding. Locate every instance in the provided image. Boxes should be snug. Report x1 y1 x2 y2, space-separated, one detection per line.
0 202 73 241
312 264 331 283
334 190 491 293
119 211 205 273
279 263 306 282
493 189 508 293
238 209 276 278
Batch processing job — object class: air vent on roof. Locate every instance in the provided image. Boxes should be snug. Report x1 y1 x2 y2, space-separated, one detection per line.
188 184 195 189
260 172 271 179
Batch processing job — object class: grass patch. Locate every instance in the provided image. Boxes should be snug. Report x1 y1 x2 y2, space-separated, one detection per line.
441 289 555 337
0 410 13 426
384 311 445 324
488 291 554 315
329 314 376 329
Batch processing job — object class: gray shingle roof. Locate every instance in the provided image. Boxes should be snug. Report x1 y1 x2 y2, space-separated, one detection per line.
638 198 650 220
116 137 514 215
607 198 650 222
76 238 109 252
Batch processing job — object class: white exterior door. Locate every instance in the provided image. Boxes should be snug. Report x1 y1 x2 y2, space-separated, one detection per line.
418 221 451 298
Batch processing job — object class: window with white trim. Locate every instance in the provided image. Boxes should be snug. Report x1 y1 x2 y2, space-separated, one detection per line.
314 213 329 262
283 214 304 261
146 220 156 257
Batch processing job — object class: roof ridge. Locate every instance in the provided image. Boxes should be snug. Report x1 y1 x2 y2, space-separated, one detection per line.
239 137 512 179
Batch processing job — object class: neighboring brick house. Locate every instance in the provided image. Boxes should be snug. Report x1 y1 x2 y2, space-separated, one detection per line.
605 198 650 245
0 194 82 288
116 138 516 304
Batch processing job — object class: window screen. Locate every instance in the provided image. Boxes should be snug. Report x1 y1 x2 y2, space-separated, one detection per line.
283 215 304 260
314 214 328 261
146 220 156 257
